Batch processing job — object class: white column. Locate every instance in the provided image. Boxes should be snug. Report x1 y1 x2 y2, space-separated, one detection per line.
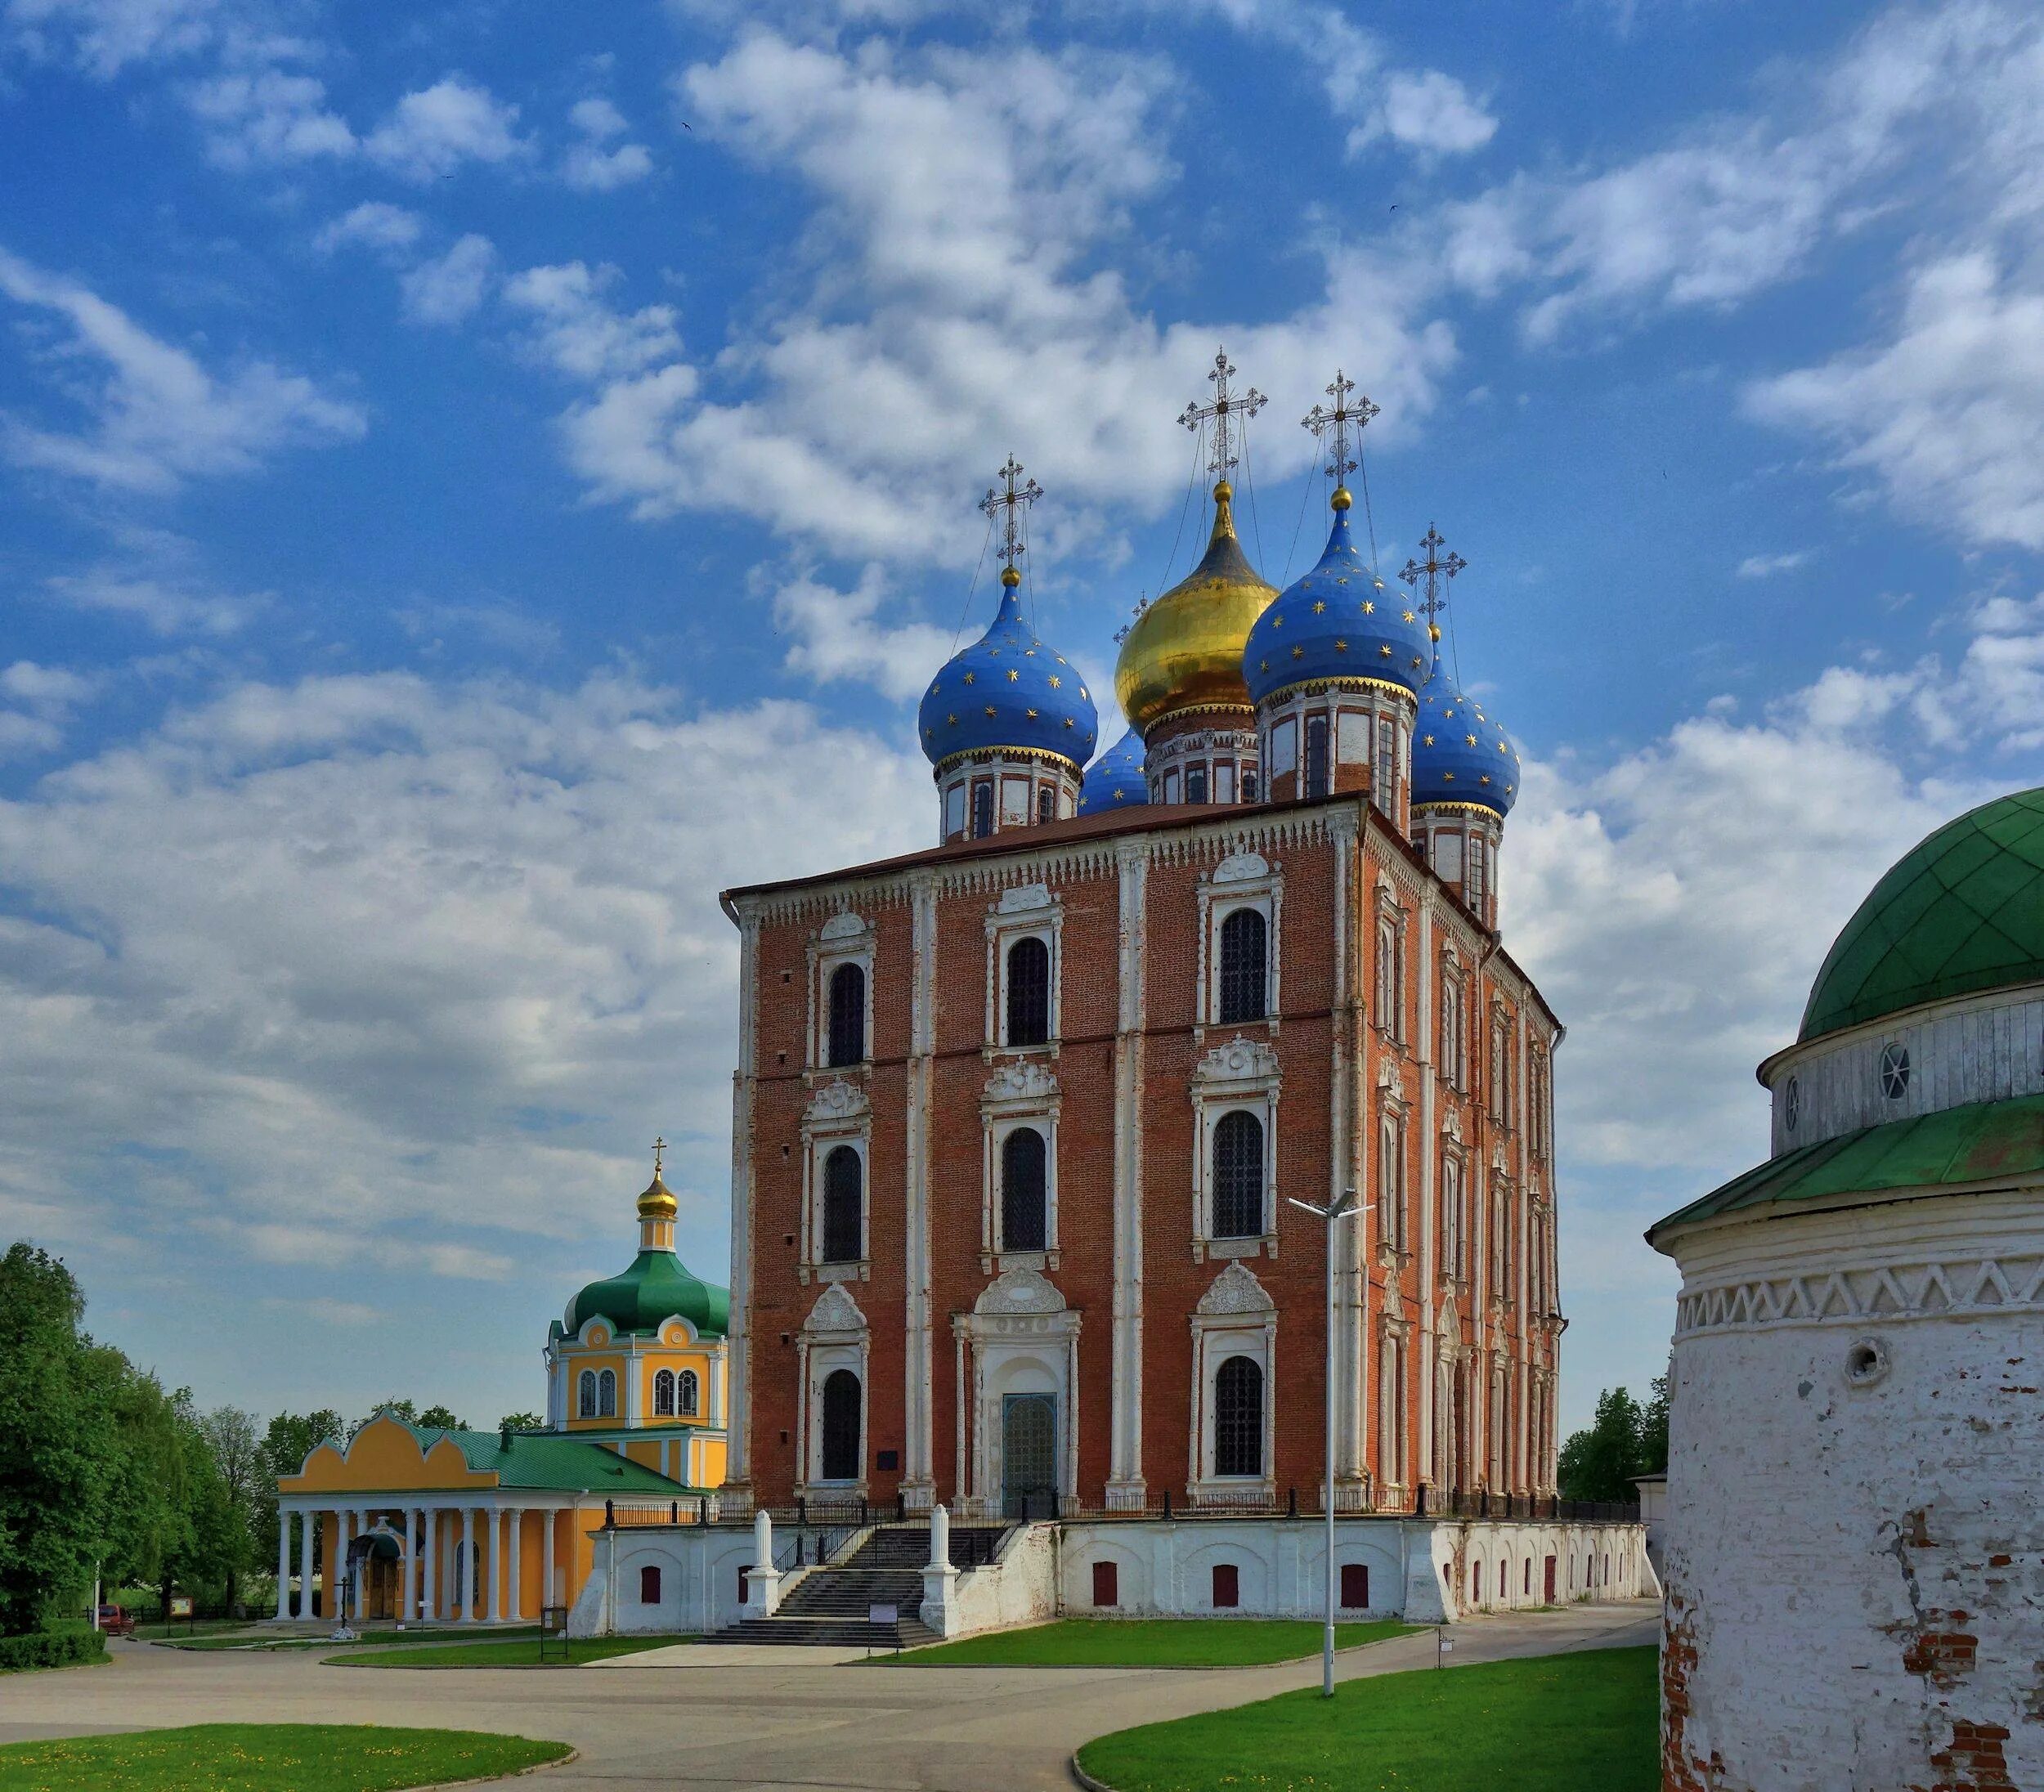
354 1508 370 1620
422 1509 437 1621
744 1507 781 1616
275 1509 292 1619
299 1508 315 1621
541 1510 556 1611
508 1509 523 1621
404 1506 420 1621
486 1508 503 1623
459 1508 477 1623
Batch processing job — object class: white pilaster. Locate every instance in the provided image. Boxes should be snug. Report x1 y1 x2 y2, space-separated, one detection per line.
1106 839 1150 1508
422 1509 437 1620
275 1509 292 1619
486 1508 504 1623
724 901 761 1508
459 1508 477 1622
508 1509 522 1621
1416 901 1437 1499
299 1507 315 1620
902 868 938 1508
352 1509 367 1620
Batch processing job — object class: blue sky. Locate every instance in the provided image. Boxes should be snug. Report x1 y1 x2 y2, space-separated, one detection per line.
3 0 2042 1436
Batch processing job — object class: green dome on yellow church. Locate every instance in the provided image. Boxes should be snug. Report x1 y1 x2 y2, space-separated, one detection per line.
1799 787 2044 1042
563 1167 729 1338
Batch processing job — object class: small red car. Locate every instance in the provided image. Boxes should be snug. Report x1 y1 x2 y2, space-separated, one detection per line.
95 1605 134 1637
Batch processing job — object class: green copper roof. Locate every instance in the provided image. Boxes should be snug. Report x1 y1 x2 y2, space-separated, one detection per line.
1800 787 2044 1042
563 1249 729 1340
397 1418 697 1494
1649 1091 2044 1244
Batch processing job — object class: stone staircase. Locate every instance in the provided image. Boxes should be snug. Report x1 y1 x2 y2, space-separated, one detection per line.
713 1522 1011 1649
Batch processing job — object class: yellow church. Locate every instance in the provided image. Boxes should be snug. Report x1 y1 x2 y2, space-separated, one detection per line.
275 1151 729 1623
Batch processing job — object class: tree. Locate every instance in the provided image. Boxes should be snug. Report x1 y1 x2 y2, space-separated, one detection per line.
1638 1373 1670 1476
355 1400 468 1436
498 1413 545 1433
198 1409 262 1614
259 1410 343 1602
415 1405 467 1432
1557 1386 1646 1503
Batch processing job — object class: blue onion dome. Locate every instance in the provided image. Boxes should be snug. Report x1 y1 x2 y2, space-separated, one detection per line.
918 568 1098 771
1078 729 1150 815
1411 667 1521 817
1243 491 1432 707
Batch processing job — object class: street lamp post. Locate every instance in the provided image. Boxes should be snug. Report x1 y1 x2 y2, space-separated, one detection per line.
1288 1185 1360 1699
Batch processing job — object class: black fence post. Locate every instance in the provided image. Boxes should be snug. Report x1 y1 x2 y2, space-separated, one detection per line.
1414 1482 1428 1517
699 1496 708 1525
797 1496 807 1525
670 1500 679 1524
1287 1486 1298 1518
1162 1489 1172 1520
604 1499 615 1528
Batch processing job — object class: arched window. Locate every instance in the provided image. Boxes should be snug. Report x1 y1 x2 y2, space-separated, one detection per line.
1371 717 1395 813
1037 786 1055 824
1217 907 1266 1024
1214 1355 1263 1477
679 1369 700 1416
821 1369 861 1481
598 1369 616 1418
1374 919 1398 1031
1304 713 1329 799
822 1146 863 1263
1379 1112 1405 1250
827 961 866 1068
1242 770 1258 803
1212 1110 1265 1239
970 782 993 839
1006 937 1051 1046
1001 1127 1047 1252
1186 764 1208 804
652 1369 675 1417
577 1370 597 1418
639 1564 661 1604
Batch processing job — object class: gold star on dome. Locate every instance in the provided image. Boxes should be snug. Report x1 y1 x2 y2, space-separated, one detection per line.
1480 774 1491 785
1423 734 1435 746
1336 576 1350 586
1402 610 1416 624
1444 707 1456 718
984 705 997 718
1063 716 1074 728
924 727 934 738
1271 614 1283 628
929 682 940 696
1334 638 1347 652
1378 645 1392 656
1026 706 1039 719
1292 645 1304 659
964 671 976 685
1047 675 1061 688
1078 686 1088 699
1465 733 1477 746
1006 670 1020 683
1312 600 1327 614
1056 655 1066 665
1444 771 1456 781
947 714 958 725
1111 786 1125 800
1024 648 1037 658
1259 659 1270 672
1362 600 1374 614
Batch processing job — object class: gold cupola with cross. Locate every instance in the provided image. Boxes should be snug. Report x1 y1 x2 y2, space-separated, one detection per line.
1114 347 1277 808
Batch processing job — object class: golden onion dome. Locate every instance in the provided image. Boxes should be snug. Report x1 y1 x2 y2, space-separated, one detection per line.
636 1173 678 1221
1114 482 1276 732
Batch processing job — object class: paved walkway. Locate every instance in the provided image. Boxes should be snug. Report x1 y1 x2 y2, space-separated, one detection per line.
0 1602 1659 1791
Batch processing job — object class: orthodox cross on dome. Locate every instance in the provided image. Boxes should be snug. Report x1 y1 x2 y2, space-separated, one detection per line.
651 1136 666 1176
1301 369 1378 486
1179 346 1265 478
979 454 1042 576
1400 524 1467 638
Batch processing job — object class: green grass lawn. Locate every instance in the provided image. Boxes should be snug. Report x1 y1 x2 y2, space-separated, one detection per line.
0 1723 569 1792
1074 1645 1659 1792
337 1633 691 1669
888 1618 1419 1669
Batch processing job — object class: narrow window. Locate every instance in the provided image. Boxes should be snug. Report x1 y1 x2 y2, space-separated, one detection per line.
737 1564 751 1605
1525 1558 1532 1595
1375 921 1396 1030
679 1369 700 1417
1037 786 1056 824
1380 1113 1404 1249
1243 770 1258 803
970 782 994 839
1214 1355 1263 1476
1217 907 1267 1024
1372 717 1395 812
1006 936 1051 1046
1186 764 1208 804
1000 1127 1048 1252
1091 1560 1119 1607
1472 1563 1482 1604
598 1369 616 1418
820 1369 861 1481
577 1370 597 1418
1212 1111 1265 1239
1499 1560 1508 1600
1304 713 1329 798
640 1564 661 1604
1467 834 1486 907
653 1369 675 1417
822 1146 863 1263
1211 1562 1240 1607
827 961 866 1068
1340 1563 1369 1608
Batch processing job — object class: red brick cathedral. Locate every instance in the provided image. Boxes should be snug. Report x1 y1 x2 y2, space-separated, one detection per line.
719 359 1563 1523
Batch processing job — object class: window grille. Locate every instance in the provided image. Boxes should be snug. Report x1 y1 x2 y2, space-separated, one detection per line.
821 1146 863 1262
970 782 993 838
679 1370 699 1416
598 1369 616 1418
577 1371 596 1418
1186 764 1208 804
653 1369 675 1416
826 961 866 1067
1214 1355 1263 1476
1217 907 1267 1023
1006 937 1051 1046
1212 1111 1265 1238
1000 1127 1048 1252
1304 713 1329 799
1372 717 1395 812
1037 786 1055 823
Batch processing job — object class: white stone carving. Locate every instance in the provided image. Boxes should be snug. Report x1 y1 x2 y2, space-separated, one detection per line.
997 881 1055 914
984 1060 1059 1104
1675 1253 2044 1337
1213 850 1270 884
975 1265 1067 1315
1193 1036 1281 1086
819 910 869 941
1195 1260 1275 1316
805 1283 867 1334
805 1079 869 1124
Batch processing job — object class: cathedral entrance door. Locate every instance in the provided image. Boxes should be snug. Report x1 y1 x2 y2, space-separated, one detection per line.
1002 1394 1056 1519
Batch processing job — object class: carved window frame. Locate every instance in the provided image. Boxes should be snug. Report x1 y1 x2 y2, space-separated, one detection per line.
979 1061 1062 1273
807 911 874 1073
1372 885 1408 1047
800 1079 872 1286
985 883 1062 1055
1188 1263 1278 1502
1197 852 1283 1033
796 1284 870 1498
1189 1036 1281 1262
1375 1081 1410 1263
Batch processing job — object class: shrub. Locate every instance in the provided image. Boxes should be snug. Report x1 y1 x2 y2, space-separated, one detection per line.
0 1629 110 1673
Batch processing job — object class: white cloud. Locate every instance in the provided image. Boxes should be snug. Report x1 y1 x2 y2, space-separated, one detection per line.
314 201 423 256
365 76 525 181
1735 550 1811 579
773 565 957 702
561 95 653 190
0 247 365 491
1372 67 1498 156
3 0 222 77
399 234 496 327
0 659 95 760
184 59 354 168
1747 253 2044 553
501 261 680 379
44 566 262 634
